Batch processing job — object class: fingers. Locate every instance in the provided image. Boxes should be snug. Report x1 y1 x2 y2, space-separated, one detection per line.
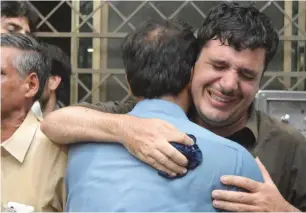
221 175 261 192
168 132 194 146
123 118 193 175
151 150 187 175
212 190 254 204
213 200 259 212
137 153 176 177
157 140 189 167
255 157 273 183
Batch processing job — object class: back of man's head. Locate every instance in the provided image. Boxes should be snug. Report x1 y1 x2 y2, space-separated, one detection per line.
122 19 198 99
1 33 51 100
1 1 37 33
197 2 279 70
40 43 71 105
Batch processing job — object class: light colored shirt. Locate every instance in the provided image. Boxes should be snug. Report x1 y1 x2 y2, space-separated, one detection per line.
31 101 43 120
66 99 263 212
1 111 67 212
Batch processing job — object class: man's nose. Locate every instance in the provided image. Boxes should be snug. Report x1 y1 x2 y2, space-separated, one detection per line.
219 71 239 95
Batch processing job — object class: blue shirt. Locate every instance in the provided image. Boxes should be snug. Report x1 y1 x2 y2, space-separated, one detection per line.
66 99 263 212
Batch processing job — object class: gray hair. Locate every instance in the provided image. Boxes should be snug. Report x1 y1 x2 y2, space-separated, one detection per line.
1 33 51 99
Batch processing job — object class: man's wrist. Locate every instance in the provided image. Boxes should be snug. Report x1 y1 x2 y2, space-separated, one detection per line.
115 114 133 145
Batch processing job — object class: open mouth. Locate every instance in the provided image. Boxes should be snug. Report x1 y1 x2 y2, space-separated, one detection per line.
207 90 237 104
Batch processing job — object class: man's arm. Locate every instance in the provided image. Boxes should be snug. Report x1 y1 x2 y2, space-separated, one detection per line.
41 105 193 176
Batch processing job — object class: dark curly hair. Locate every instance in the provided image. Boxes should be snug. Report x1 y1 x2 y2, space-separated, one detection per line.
197 2 279 70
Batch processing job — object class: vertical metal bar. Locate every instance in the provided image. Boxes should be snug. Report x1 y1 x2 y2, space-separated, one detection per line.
297 1 305 90
99 1 109 102
283 1 292 88
70 0 79 104
91 0 102 103
76 2 106 32
65 1 96 31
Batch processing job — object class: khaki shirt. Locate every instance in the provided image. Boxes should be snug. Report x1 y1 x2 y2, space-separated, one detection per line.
227 108 306 211
1 111 67 212
76 99 137 114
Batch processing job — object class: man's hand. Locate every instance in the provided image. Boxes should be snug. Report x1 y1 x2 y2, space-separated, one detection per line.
118 116 194 177
212 158 300 212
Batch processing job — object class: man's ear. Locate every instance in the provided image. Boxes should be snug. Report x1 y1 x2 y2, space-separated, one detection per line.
48 75 62 91
24 73 39 99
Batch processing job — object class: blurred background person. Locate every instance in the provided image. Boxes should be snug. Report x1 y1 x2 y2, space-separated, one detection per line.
1 0 37 34
1 33 67 212
32 43 71 118
1 1 71 118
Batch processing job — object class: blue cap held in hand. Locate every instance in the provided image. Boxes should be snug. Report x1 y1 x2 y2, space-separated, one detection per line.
158 134 203 179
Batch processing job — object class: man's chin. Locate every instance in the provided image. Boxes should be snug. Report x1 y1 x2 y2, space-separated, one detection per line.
199 112 233 127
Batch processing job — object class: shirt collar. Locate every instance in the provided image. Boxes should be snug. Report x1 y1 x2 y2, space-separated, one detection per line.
1 111 40 163
245 104 259 142
130 99 189 120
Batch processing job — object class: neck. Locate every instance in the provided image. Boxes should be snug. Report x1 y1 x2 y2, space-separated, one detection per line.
195 110 249 137
160 89 191 113
1 110 28 142
41 93 57 117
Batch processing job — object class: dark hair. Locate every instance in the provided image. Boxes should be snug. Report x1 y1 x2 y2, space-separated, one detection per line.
122 19 198 99
197 2 279 70
40 43 71 105
1 33 51 100
1 1 38 32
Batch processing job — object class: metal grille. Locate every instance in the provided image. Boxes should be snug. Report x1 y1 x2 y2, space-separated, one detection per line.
29 0 306 105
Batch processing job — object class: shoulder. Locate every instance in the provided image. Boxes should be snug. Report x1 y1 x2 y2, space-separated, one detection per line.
186 121 262 180
34 124 68 158
75 99 137 114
